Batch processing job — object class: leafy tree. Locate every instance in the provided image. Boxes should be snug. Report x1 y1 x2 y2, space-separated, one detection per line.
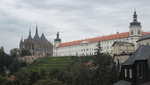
10 48 20 57
91 41 117 85
0 47 13 74
20 49 31 56
8 58 26 73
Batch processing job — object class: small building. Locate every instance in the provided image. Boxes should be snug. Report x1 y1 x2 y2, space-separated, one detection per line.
112 41 135 64
120 45 150 85
137 34 150 47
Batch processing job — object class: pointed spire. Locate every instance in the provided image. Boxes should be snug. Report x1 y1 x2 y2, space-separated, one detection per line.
133 10 138 22
36 24 38 35
20 35 23 43
34 24 40 40
41 33 47 40
28 28 32 39
57 32 60 39
54 32 61 42
130 9 141 27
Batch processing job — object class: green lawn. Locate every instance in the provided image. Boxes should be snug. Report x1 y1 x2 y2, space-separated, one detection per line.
21 56 77 72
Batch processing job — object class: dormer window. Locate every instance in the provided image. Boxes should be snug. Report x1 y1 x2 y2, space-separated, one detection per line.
80 41 88 46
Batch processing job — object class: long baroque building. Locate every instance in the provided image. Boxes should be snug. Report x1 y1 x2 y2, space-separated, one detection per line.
53 11 150 56
20 25 53 57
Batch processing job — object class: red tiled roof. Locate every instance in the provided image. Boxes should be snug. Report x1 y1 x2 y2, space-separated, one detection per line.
59 32 150 47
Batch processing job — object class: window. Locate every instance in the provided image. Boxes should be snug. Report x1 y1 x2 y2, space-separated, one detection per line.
137 64 144 79
131 30 133 35
147 43 149 45
125 69 127 78
129 69 132 79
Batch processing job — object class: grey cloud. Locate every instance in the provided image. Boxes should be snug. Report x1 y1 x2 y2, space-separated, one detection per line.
0 0 150 52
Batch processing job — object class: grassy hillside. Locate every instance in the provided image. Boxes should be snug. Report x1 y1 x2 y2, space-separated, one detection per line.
20 56 77 72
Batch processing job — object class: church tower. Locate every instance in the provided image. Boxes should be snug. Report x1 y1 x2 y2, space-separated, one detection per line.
129 10 142 46
28 29 32 40
54 32 61 47
19 36 24 49
129 10 142 37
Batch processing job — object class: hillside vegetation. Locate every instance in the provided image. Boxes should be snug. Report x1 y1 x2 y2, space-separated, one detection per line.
0 54 118 85
25 56 76 71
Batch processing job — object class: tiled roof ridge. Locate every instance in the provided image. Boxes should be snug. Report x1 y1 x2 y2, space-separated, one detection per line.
58 32 150 47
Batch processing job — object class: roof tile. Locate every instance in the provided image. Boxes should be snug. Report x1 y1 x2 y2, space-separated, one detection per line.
59 32 150 47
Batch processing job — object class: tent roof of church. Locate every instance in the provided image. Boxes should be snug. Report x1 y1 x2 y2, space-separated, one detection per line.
123 45 150 65
58 32 150 47
41 33 47 41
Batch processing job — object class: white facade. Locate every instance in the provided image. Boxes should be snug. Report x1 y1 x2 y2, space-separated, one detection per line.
137 34 150 48
53 37 136 56
53 11 148 57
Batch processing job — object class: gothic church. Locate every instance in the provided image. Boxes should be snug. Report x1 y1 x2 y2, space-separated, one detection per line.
19 25 53 57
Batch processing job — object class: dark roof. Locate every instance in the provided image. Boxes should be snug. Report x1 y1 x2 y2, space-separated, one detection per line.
123 45 150 65
41 33 47 41
113 80 131 85
138 34 150 42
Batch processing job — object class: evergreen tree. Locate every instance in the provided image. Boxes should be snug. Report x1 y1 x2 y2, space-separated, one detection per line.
95 41 102 56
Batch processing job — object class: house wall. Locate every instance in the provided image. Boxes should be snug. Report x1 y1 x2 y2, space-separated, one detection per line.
137 39 150 47
53 37 135 56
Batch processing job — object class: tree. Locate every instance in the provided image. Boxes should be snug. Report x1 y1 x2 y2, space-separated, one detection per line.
20 49 31 56
32 79 64 85
92 41 117 85
95 41 102 56
10 48 20 57
8 58 26 73
0 47 13 74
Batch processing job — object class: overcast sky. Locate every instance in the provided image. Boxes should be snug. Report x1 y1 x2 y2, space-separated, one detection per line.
0 0 150 52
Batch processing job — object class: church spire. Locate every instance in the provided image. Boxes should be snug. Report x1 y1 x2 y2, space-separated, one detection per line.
133 10 138 22
129 10 142 38
36 25 38 35
54 32 61 42
20 35 23 43
57 32 60 39
28 28 32 39
19 35 24 49
41 33 47 41
34 24 40 40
